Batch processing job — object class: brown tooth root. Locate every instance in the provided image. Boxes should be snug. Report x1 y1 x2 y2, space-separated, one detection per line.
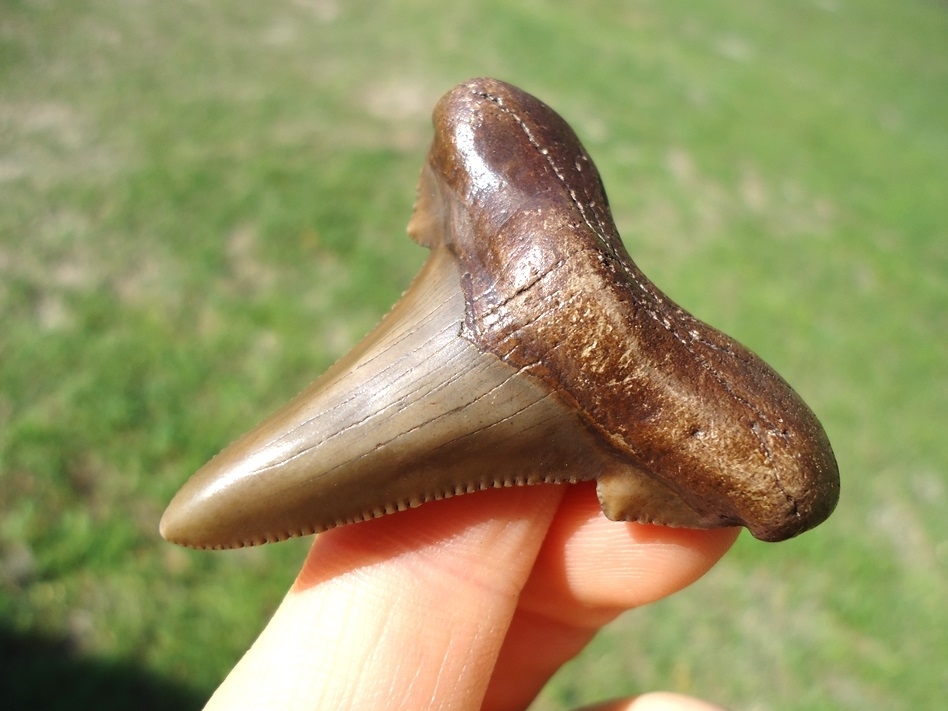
160 77 839 550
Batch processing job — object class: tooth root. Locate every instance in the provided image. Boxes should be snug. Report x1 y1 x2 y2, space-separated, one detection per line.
160 248 612 549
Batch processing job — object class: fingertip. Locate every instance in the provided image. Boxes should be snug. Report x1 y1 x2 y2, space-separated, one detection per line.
579 691 729 711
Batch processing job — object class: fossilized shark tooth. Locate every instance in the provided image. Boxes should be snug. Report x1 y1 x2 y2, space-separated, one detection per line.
160 78 839 549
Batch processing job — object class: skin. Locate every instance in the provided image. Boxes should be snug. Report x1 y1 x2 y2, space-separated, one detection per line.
160 78 838 551
204 482 738 711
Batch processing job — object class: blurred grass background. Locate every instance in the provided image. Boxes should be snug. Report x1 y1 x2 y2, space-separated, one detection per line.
1 0 945 709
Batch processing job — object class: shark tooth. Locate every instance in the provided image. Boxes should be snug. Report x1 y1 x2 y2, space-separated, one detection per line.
160 78 839 549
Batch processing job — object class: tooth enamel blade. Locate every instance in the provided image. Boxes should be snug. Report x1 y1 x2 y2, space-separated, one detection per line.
159 248 613 549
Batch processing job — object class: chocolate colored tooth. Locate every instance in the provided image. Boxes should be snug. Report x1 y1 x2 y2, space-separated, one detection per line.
161 78 839 549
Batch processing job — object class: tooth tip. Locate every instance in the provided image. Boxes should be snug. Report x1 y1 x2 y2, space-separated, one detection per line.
158 499 186 545
159 491 203 547
159 465 237 549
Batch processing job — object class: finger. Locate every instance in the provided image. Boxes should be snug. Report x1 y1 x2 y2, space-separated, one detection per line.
521 482 740 627
204 485 566 711
481 483 738 711
578 691 729 711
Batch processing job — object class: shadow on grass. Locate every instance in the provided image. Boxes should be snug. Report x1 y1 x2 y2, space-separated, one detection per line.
0 624 206 711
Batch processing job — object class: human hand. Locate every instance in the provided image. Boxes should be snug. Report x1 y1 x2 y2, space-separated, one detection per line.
204 481 738 711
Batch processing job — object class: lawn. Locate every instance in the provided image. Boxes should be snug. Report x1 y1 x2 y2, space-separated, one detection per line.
1 0 946 709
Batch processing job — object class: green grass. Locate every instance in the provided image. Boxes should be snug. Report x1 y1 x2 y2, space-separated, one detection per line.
1 0 946 708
